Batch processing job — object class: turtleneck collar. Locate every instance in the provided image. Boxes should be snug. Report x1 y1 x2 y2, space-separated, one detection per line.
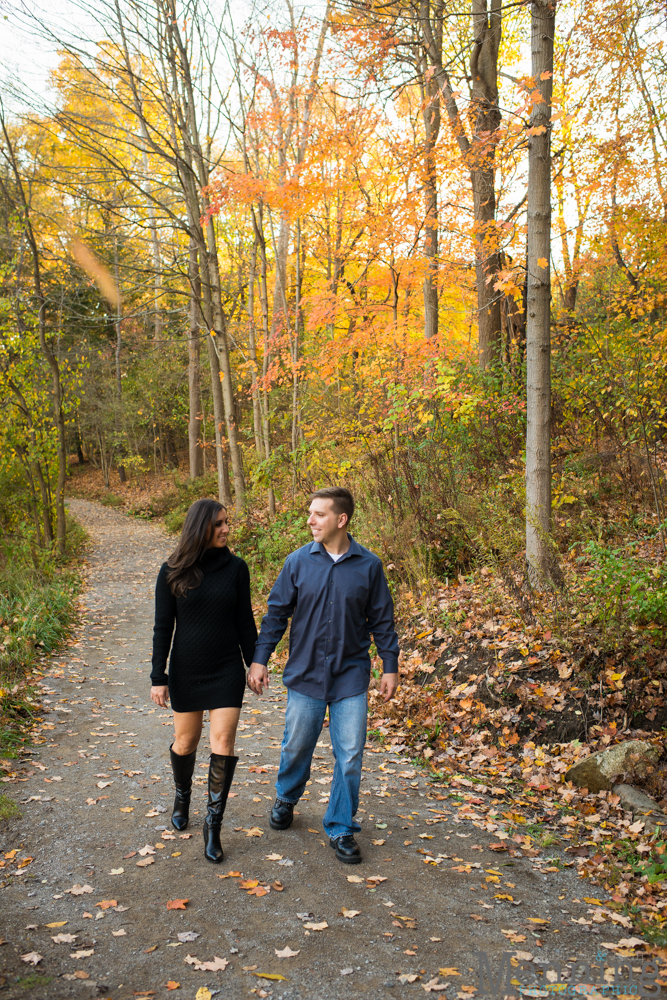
199 545 232 572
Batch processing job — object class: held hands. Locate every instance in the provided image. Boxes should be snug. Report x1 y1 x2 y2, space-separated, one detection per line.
248 661 270 696
151 685 169 708
379 672 398 703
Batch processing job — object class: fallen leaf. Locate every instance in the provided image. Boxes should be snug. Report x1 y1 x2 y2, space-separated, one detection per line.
243 827 264 837
494 894 514 901
275 946 300 958
65 884 94 895
95 900 117 910
265 853 283 861
272 881 284 891
136 857 155 867
346 875 364 883
144 945 158 953
112 929 127 937
70 948 94 958
372 839 385 846
398 973 419 983
123 851 137 859
138 845 156 856
195 990 212 1000
302 921 328 931
177 931 200 943
45 921 68 928
423 979 448 992
239 879 259 889
366 875 387 883
96 781 112 788
527 918 550 925
165 984 180 991
73 970 90 979
439 969 461 976
340 908 360 918
247 886 270 897
52 933 77 943
254 973 287 981
167 899 189 910
217 871 241 879
119 807 134 813
184 954 229 971
582 898 603 906
110 868 124 875
341 967 354 976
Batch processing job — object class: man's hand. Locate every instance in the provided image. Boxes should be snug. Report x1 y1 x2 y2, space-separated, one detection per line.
379 671 398 702
151 685 169 708
248 661 270 696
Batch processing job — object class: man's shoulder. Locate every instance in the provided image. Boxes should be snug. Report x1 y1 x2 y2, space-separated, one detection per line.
283 542 315 565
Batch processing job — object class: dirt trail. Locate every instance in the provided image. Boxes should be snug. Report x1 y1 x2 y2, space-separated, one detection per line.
0 500 628 1000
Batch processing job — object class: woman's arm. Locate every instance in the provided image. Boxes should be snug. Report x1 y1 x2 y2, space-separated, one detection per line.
151 564 176 687
235 559 258 667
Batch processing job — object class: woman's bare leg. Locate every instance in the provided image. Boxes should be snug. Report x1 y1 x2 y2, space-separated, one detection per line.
172 711 204 755
209 707 242 755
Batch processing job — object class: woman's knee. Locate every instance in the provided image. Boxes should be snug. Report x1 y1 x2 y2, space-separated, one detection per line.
172 735 200 755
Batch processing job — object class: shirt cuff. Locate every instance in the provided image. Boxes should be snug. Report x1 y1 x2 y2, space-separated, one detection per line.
381 658 399 674
252 646 273 667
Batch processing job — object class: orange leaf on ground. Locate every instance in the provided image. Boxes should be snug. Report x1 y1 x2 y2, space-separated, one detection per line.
217 871 241 879
166 899 189 910
94 900 117 910
165 984 180 991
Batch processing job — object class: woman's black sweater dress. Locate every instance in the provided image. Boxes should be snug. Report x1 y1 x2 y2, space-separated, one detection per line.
151 547 257 712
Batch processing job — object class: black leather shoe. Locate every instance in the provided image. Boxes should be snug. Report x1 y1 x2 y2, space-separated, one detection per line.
269 799 294 831
330 834 362 864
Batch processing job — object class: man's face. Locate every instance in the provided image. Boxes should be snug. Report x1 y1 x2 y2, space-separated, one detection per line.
307 498 346 545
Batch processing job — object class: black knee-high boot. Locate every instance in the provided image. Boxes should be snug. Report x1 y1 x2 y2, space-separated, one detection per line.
169 744 197 832
203 753 238 864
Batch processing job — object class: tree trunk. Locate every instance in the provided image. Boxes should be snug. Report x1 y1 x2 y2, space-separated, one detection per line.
422 72 440 341
113 231 127 484
470 0 502 368
188 237 204 480
525 0 555 584
204 333 232 507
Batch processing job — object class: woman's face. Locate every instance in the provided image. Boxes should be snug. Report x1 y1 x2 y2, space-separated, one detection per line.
208 509 229 548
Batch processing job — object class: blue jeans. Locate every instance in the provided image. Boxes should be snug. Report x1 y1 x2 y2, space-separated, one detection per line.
274 688 367 840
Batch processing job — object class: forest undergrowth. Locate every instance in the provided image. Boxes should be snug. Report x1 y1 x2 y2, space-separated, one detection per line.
0 516 85 759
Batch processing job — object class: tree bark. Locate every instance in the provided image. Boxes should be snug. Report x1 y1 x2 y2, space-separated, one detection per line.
188 236 203 480
525 0 555 584
422 68 440 340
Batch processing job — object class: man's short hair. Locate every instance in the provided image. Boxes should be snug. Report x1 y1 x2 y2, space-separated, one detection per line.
310 487 355 525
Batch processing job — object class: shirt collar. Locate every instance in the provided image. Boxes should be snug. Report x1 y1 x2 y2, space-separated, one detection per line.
309 533 361 561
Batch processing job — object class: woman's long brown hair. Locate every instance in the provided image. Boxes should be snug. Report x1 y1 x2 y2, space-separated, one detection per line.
165 498 224 597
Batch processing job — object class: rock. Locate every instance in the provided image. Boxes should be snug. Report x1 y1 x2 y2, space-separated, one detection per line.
613 784 667 834
565 741 661 793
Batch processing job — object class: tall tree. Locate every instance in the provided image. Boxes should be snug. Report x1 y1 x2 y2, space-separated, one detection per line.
525 0 555 584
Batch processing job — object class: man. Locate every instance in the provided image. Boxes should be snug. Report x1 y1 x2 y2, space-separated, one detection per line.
248 487 399 865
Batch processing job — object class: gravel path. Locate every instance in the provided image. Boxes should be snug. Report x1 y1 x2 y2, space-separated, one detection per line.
0 500 629 1000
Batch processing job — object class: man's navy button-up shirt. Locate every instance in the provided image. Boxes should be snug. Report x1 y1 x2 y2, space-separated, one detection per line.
253 536 399 702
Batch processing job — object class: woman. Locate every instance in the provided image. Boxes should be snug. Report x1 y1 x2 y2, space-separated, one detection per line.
150 498 257 864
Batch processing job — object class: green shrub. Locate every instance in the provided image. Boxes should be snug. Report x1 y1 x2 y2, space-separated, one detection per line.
578 537 667 634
